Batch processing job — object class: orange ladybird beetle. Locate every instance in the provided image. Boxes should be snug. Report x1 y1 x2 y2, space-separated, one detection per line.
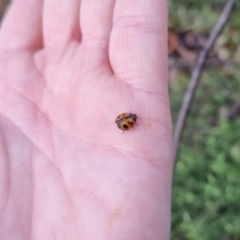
115 112 138 132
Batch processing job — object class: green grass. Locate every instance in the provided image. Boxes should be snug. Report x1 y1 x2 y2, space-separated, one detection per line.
171 66 240 240
169 1 240 239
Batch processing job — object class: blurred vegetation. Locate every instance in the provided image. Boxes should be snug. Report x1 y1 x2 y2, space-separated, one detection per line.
0 0 8 21
170 1 240 240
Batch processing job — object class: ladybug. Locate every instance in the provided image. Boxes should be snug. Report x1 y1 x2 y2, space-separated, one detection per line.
115 112 138 132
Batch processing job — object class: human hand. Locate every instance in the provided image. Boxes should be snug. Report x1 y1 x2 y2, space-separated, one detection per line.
0 0 172 239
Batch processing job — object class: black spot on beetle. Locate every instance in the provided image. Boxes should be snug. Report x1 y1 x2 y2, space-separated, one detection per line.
128 120 134 125
123 124 129 129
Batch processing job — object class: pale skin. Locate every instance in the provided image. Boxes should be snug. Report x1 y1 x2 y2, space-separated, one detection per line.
0 0 172 239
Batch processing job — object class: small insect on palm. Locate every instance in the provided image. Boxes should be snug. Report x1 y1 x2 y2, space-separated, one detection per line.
115 112 138 133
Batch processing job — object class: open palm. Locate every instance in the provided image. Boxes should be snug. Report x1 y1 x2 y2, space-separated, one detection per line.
0 0 172 239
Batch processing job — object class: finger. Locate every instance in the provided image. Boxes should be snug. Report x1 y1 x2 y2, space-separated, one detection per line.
80 0 115 65
0 1 43 50
110 0 168 93
43 0 81 46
